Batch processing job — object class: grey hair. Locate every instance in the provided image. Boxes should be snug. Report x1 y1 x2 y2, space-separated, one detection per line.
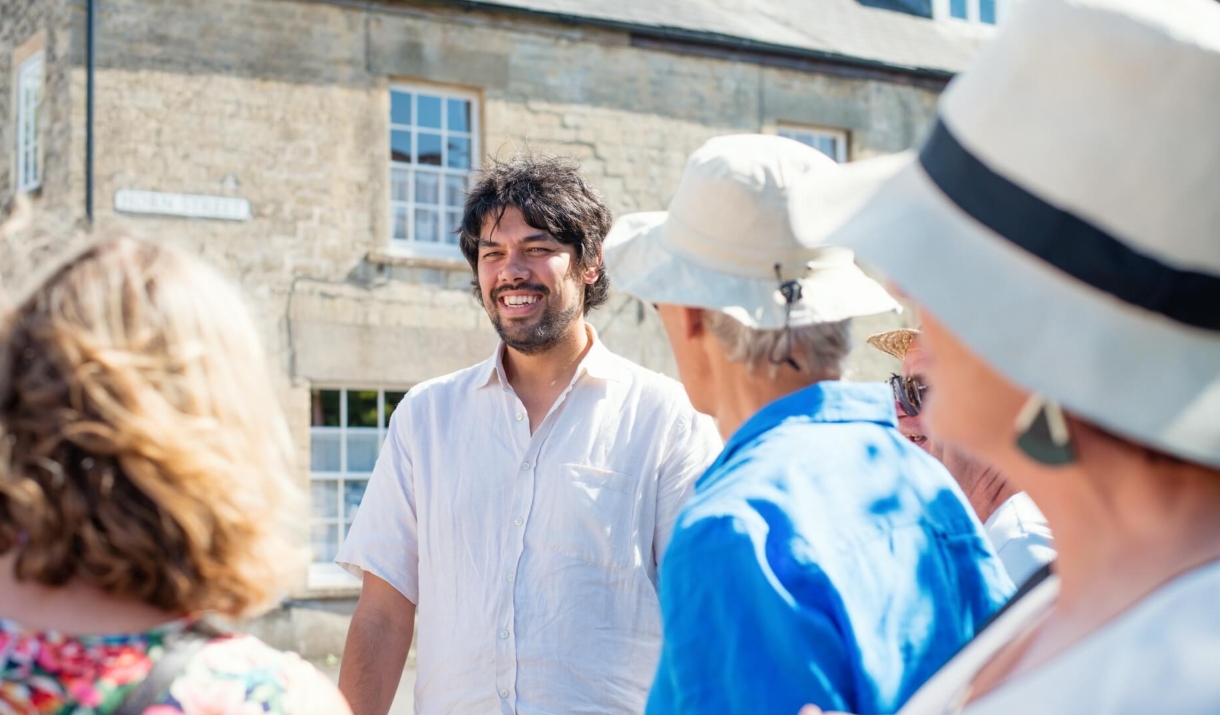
703 310 851 379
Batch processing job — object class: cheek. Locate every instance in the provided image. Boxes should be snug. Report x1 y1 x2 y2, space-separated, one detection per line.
919 315 1027 459
477 265 497 301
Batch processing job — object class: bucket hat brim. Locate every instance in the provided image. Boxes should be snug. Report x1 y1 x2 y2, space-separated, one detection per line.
790 151 1220 469
604 211 901 330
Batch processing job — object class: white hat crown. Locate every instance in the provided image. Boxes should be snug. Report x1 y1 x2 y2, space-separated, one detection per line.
939 0 1220 275
662 134 848 280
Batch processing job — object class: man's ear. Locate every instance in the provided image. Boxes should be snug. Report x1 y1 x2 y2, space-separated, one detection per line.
584 246 604 285
681 306 705 340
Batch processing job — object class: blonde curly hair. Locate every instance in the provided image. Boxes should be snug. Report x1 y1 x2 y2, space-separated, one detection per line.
0 233 305 618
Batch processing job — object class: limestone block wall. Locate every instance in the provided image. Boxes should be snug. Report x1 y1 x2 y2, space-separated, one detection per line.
2 0 930 609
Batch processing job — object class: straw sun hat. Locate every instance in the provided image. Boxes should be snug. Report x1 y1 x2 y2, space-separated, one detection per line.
866 329 920 362
789 0 1220 467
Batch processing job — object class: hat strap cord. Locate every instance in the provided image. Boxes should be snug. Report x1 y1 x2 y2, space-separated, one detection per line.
770 263 803 372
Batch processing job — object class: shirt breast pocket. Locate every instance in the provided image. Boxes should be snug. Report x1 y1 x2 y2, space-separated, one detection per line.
532 463 641 569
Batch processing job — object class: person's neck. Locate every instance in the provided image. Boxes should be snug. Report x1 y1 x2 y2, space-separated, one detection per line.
1025 451 1220 617
502 318 592 397
949 454 1017 523
0 551 183 635
711 364 832 442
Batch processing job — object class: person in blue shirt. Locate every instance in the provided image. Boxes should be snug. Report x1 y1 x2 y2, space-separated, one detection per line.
602 134 1014 715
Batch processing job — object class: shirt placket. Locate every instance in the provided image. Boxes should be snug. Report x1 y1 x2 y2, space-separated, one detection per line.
493 374 584 713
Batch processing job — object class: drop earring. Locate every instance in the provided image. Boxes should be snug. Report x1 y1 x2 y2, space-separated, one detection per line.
1014 394 1075 466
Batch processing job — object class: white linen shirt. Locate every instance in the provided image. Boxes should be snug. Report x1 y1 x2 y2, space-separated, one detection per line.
983 491 1056 586
337 332 722 715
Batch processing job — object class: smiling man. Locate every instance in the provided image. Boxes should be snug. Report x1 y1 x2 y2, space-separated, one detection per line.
336 152 721 715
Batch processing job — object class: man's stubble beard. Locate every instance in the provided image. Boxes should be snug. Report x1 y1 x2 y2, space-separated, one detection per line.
489 288 583 356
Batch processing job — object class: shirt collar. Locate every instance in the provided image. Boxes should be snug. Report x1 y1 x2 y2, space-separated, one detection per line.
717 380 899 463
475 324 624 390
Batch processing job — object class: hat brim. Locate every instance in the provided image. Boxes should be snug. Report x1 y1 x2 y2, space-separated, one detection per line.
790 152 1220 468
603 212 900 330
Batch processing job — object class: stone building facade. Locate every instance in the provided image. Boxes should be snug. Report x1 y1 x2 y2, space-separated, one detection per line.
2 0 986 668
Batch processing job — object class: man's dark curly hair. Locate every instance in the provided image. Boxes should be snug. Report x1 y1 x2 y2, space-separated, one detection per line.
459 152 612 314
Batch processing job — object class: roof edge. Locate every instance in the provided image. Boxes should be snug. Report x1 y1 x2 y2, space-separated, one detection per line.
445 0 958 81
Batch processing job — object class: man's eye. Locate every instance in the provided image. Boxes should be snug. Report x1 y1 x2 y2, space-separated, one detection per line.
480 252 502 260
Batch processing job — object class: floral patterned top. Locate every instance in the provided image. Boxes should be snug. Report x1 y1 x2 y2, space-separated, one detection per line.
0 618 351 715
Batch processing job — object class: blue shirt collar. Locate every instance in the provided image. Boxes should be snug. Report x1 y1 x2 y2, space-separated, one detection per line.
702 381 898 487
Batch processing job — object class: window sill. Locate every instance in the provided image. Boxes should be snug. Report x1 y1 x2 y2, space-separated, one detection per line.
366 248 469 271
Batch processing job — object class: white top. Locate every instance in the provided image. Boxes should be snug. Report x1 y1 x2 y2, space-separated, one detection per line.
899 560 1220 715
983 492 1056 586
337 330 722 715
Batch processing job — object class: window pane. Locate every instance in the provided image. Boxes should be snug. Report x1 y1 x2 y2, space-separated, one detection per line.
347 390 379 427
311 523 338 563
344 480 368 519
346 430 379 473
384 391 407 426
950 0 967 18
311 389 341 426
979 0 996 24
445 175 467 208
418 95 442 129
393 205 409 241
311 480 339 519
310 430 341 472
447 137 471 169
446 211 462 245
447 98 470 132
813 136 838 160
414 207 440 243
415 170 440 205
390 129 413 163
391 168 410 202
418 132 442 166
390 90 412 125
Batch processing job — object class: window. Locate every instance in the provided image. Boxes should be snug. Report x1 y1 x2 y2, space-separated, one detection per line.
16 52 43 193
309 387 407 586
389 85 478 257
935 0 1010 25
777 125 848 163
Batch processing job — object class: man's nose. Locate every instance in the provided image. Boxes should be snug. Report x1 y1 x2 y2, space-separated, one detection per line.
499 250 530 283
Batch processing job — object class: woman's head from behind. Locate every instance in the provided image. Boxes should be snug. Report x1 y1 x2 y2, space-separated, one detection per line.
0 235 303 618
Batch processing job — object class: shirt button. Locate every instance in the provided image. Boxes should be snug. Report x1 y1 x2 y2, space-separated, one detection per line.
521 461 530 470
515 412 524 421
513 517 523 526
499 630 509 639
500 689 509 698
507 573 515 582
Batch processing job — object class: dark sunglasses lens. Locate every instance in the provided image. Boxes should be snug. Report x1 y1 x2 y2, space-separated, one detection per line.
889 375 922 417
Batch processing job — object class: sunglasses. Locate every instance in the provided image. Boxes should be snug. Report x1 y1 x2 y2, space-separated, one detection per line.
888 373 929 417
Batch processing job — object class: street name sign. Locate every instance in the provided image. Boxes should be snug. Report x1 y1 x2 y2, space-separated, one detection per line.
114 189 251 221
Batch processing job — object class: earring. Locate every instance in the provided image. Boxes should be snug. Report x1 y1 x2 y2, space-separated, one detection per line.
1014 394 1075 466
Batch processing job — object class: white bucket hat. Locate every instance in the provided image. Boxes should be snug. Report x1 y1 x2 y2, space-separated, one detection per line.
789 0 1220 467
603 134 898 330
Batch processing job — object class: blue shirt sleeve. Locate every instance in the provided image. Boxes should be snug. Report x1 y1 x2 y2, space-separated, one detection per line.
648 513 857 715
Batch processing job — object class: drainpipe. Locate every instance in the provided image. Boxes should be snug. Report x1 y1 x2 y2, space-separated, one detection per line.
85 0 96 223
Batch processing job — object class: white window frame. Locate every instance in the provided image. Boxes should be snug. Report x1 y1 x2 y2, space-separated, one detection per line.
308 386 407 590
15 52 44 194
387 83 480 261
776 124 849 163
932 0 1012 26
